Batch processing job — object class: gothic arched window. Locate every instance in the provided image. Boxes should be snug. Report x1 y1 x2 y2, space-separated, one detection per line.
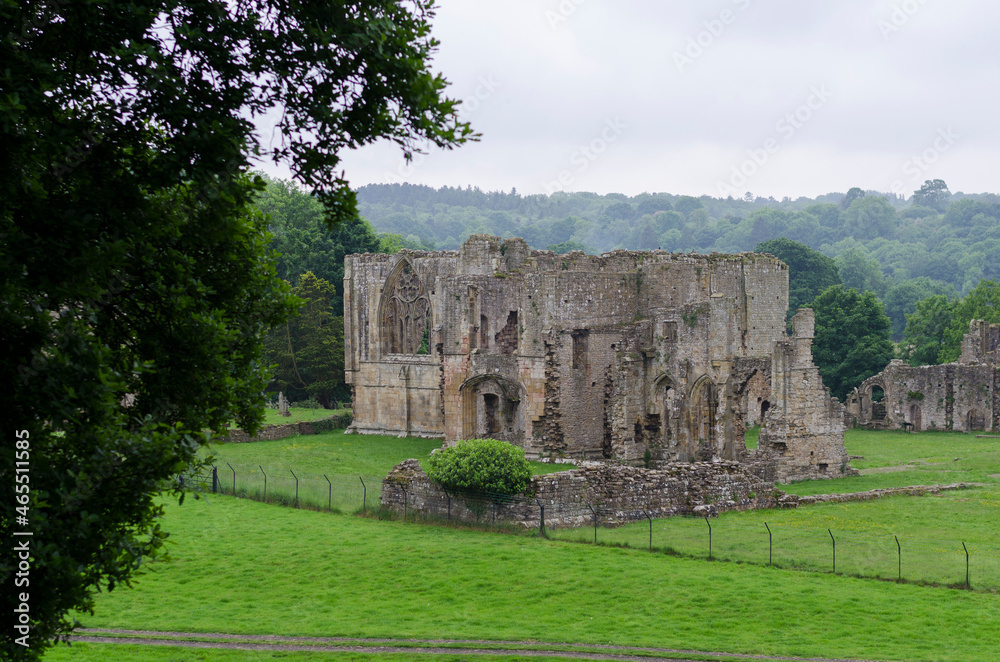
381 260 430 355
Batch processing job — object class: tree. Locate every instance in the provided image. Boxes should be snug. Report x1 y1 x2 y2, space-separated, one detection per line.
1 0 472 657
841 187 866 209
674 195 705 218
912 179 951 212
755 238 841 314
939 279 1000 362
882 278 954 342
255 175 384 313
810 286 895 400
836 247 888 297
264 272 347 408
842 195 897 240
901 294 955 366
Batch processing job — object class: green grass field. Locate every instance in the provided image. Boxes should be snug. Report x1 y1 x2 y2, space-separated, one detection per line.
780 428 1000 496
46 428 1000 662
54 491 1000 662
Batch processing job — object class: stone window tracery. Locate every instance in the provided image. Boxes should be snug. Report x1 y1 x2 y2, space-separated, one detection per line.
381 260 430 355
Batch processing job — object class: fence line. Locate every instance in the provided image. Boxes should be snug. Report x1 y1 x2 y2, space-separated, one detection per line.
180 463 379 514
178 465 998 591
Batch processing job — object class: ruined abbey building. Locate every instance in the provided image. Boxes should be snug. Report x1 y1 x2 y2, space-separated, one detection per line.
345 235 852 483
847 320 999 432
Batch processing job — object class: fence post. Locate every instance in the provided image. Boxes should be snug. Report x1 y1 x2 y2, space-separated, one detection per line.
359 476 367 513
212 465 218 494
588 504 597 544
536 498 545 536
227 462 235 496
290 469 298 508
324 474 331 512
260 465 267 502
893 536 903 582
493 500 497 526
765 522 772 566
962 542 969 589
705 517 712 560
828 529 836 574
447 494 452 521
402 488 408 522
644 510 653 551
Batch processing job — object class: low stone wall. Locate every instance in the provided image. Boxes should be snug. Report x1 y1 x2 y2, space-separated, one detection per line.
381 458 778 528
777 483 975 508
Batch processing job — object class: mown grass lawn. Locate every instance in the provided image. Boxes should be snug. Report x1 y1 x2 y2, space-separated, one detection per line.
63 495 1000 662
204 430 574 480
779 429 1000 496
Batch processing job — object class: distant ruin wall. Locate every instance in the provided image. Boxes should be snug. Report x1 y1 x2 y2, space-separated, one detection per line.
846 321 999 433
380 458 777 528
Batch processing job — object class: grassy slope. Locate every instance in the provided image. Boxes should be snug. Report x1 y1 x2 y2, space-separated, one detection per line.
205 430 574 479
68 495 1000 662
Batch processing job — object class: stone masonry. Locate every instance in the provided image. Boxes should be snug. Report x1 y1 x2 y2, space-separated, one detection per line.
845 320 999 432
381 458 777 528
345 235 853 482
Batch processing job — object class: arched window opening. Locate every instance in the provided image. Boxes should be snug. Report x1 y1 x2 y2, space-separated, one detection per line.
381 260 431 355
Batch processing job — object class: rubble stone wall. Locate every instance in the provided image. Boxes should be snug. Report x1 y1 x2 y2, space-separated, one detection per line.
381 458 777 528
845 320 999 433
757 310 854 483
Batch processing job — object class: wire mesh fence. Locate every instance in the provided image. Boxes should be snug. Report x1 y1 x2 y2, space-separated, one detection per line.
180 463 379 513
178 465 998 591
545 510 999 590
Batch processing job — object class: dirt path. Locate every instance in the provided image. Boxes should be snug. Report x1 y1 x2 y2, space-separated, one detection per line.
72 628 886 662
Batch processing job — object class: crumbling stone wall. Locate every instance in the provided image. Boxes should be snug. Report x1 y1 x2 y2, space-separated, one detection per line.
346 235 851 482
846 320 998 433
381 458 777 528
757 310 854 483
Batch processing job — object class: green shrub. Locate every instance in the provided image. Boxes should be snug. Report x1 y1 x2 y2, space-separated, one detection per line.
426 438 532 501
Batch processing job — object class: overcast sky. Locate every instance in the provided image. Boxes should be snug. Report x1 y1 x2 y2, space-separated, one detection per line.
263 0 999 200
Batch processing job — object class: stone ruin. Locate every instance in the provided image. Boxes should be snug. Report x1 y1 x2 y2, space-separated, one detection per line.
846 319 999 432
345 235 853 485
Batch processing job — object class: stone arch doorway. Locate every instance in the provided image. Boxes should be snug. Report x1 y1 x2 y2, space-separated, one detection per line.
865 382 887 423
688 376 719 460
909 403 922 432
459 376 525 443
967 408 986 431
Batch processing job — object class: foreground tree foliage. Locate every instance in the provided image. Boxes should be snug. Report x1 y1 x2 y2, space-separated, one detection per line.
426 439 533 501
810 286 895 400
0 0 471 657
